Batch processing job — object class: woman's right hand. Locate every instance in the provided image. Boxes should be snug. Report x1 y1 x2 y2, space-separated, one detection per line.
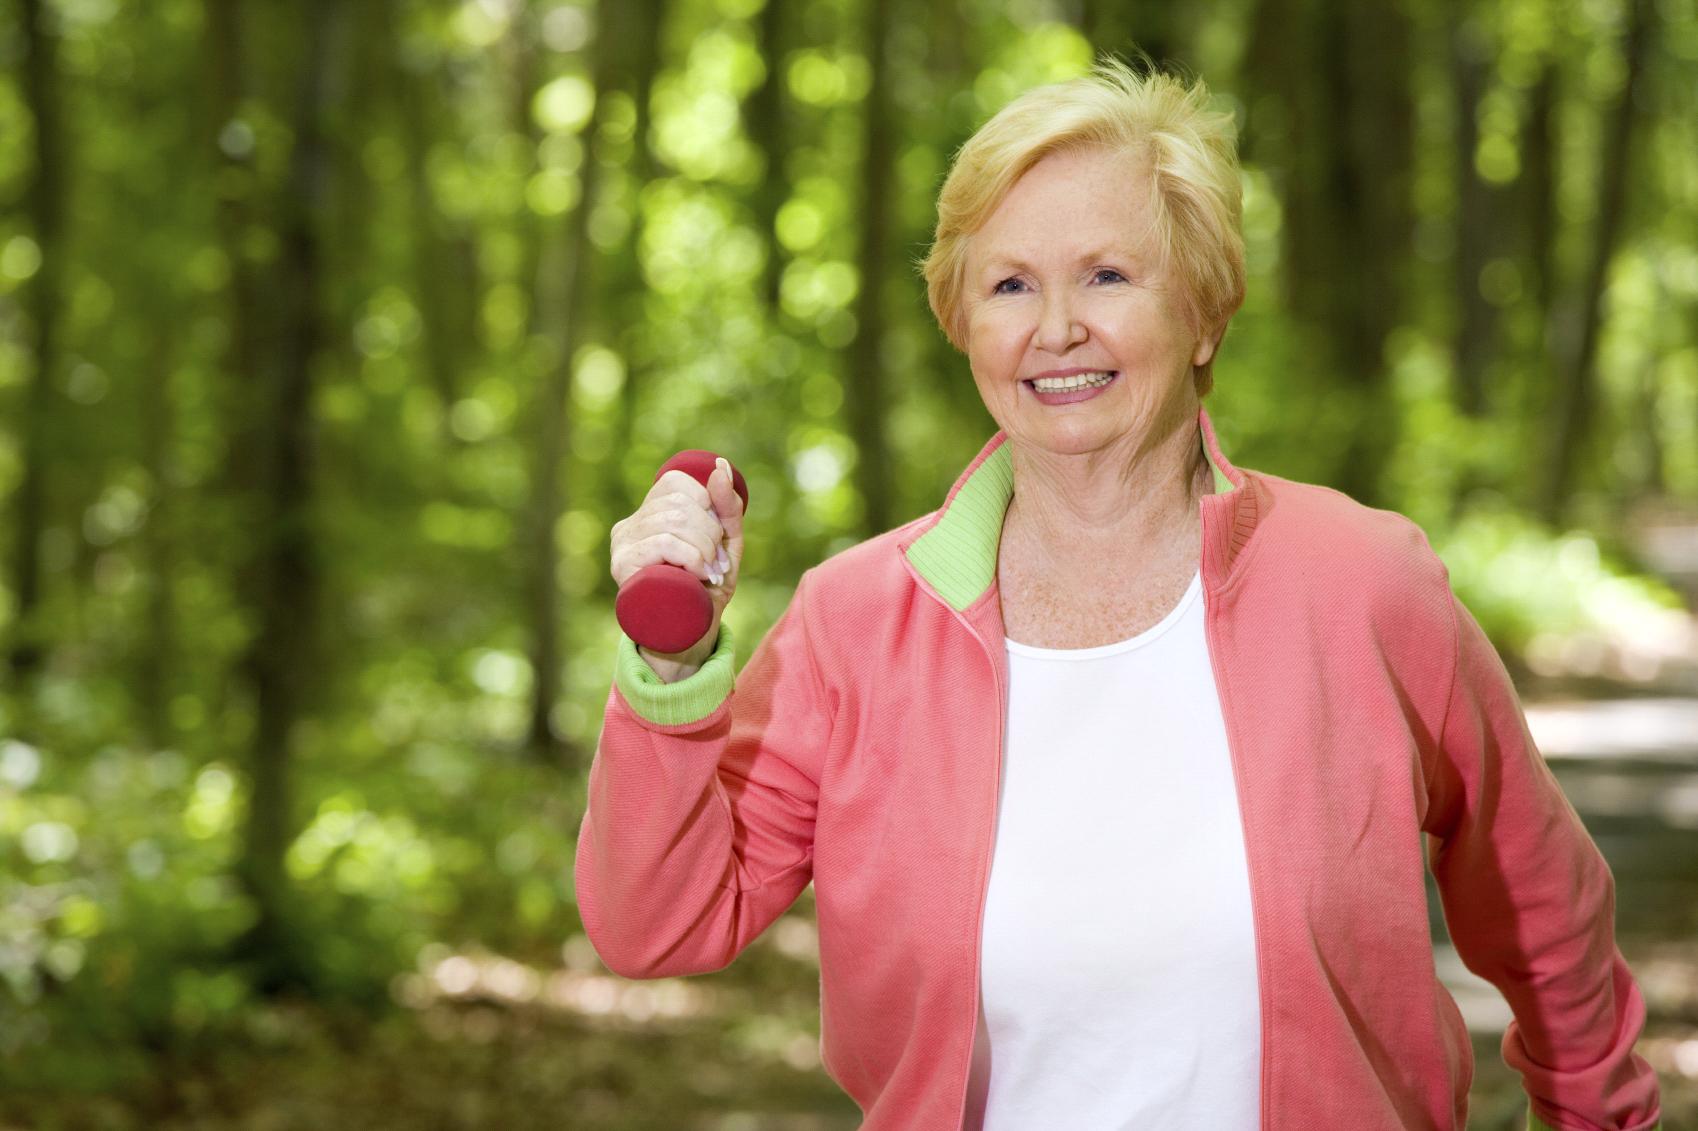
609 456 745 679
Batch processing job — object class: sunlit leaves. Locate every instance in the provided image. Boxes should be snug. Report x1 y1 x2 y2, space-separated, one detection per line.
775 198 824 252
787 427 859 529
1474 86 1522 184
420 502 511 549
972 23 1093 115
638 182 741 294
652 29 764 182
0 237 42 284
354 286 423 360
786 50 870 107
287 801 439 896
571 345 625 409
480 280 529 349
0 740 42 789
21 821 79 864
81 481 147 547
2 0 1696 1111
653 83 747 181
183 765 237 841
779 259 858 322
451 0 516 49
467 648 530 697
532 73 596 135
1438 505 1686 658
525 168 580 215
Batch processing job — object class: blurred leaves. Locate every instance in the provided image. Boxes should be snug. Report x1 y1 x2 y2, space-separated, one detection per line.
0 0 1696 1124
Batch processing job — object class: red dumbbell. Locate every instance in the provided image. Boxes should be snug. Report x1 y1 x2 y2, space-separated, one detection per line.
615 450 749 655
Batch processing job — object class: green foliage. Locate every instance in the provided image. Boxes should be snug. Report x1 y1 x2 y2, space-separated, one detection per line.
1 0 1696 1120
1438 503 1686 653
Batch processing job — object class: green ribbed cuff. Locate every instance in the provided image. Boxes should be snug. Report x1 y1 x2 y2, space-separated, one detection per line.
1529 1107 1661 1131
612 620 736 727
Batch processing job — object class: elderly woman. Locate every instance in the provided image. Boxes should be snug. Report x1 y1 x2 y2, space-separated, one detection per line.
577 60 1664 1131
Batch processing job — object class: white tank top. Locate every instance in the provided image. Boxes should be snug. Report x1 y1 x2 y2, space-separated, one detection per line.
962 568 1261 1130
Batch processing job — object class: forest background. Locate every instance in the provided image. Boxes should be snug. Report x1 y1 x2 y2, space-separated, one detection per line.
2 0 1697 1126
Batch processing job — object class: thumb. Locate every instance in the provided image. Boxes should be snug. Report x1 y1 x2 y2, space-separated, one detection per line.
708 456 745 546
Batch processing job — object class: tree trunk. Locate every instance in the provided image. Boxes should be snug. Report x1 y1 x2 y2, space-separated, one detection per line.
1539 0 1652 525
746 0 789 313
9 0 66 684
735 0 804 575
604 0 666 571
219 0 340 994
1080 0 1178 66
923 0 987 433
391 0 470 437
1449 6 1496 419
1514 57 1560 465
1333 1 1414 507
1522 61 1558 334
1246 0 1413 507
525 0 616 765
846 0 896 537
139 337 177 749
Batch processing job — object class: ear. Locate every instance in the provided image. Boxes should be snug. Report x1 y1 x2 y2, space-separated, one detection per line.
1191 320 1228 368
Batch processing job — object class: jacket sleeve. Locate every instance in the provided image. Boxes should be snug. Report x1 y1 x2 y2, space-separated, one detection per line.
572 569 832 980
1425 589 1663 1131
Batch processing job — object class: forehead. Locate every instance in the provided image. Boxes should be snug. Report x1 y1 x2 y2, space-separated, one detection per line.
969 146 1156 270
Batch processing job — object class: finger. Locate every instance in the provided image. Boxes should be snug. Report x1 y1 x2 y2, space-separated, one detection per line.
636 505 720 570
615 531 718 586
647 469 711 510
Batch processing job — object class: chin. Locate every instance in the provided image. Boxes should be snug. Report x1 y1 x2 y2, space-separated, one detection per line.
1032 420 1121 455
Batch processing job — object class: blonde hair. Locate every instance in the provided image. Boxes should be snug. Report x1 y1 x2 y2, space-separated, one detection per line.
918 56 1246 396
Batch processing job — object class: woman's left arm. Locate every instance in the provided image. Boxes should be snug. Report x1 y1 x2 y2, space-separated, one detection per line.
1426 590 1664 1131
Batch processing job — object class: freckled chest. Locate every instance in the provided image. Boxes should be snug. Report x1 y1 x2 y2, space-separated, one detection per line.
997 557 1198 649
995 511 1203 650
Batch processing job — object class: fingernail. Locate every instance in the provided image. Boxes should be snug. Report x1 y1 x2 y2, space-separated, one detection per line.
708 568 722 586
716 546 730 573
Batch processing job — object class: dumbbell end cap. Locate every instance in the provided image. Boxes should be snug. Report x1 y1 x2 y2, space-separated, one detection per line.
616 565 715 655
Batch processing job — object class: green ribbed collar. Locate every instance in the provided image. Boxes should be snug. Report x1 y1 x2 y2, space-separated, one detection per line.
903 422 1235 612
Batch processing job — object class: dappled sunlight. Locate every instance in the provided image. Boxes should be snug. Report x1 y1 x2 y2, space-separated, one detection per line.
1524 698 1698 764
391 939 718 1028
1549 768 1698 828
1524 608 1697 683
1432 943 1515 1034
3 0 1696 1124
1439 511 1695 685
763 915 820 965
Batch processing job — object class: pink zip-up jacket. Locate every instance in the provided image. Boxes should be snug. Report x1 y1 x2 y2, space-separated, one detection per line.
575 406 1663 1130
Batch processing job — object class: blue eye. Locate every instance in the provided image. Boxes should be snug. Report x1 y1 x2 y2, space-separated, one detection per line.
993 270 1122 293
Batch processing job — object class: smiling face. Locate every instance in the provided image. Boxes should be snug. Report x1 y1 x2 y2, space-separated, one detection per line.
960 145 1221 459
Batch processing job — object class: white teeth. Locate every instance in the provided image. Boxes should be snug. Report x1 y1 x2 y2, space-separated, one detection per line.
1031 371 1116 392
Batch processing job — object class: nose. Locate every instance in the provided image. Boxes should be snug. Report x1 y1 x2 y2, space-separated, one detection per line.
1036 288 1085 355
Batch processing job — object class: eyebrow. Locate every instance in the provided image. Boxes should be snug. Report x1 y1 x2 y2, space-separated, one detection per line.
980 247 1135 274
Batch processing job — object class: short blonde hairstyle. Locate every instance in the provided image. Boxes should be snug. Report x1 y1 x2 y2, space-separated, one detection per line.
919 57 1246 396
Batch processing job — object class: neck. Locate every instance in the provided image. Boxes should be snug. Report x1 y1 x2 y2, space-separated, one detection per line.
1003 413 1209 567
